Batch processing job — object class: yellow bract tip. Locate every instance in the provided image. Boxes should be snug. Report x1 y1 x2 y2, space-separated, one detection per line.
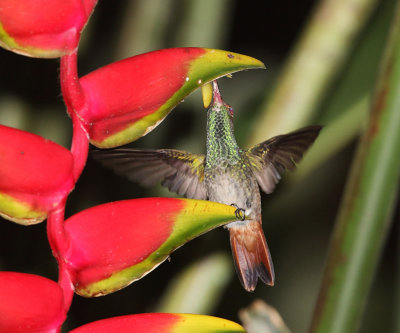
173 314 245 333
202 82 213 109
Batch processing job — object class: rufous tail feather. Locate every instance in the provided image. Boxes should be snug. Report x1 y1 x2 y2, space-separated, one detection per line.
229 221 274 291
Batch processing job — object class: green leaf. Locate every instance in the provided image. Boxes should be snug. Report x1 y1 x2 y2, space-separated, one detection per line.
309 2 400 332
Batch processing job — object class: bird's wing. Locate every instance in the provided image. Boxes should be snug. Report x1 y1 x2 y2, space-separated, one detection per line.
92 148 207 200
245 126 322 194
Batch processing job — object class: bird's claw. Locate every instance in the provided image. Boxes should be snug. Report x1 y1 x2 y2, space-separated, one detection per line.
231 204 246 221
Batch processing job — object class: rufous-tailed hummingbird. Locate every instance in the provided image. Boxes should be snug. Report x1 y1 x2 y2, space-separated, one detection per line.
93 80 321 291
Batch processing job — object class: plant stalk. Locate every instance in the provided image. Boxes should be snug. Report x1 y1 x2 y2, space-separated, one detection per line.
47 205 74 311
59 51 89 181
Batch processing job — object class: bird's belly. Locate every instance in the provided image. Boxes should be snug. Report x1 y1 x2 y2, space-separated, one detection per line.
206 169 261 219
208 175 243 204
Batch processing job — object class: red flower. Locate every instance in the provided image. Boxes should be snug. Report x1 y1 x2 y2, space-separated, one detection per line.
68 313 245 333
62 198 237 296
65 47 264 148
0 272 66 333
0 0 97 58
0 125 75 224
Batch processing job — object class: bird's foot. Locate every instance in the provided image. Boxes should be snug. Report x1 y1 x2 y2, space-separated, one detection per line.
231 204 246 221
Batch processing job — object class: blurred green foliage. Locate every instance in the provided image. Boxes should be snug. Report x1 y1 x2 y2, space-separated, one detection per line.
0 1 399 332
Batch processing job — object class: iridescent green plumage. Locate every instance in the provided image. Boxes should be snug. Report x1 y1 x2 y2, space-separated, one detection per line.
93 80 321 291
205 103 240 166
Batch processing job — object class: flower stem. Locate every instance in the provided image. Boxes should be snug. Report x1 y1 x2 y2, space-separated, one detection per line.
55 50 91 311
59 51 89 181
47 204 74 311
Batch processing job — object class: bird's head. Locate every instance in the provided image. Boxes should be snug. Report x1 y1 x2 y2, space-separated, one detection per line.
203 80 234 125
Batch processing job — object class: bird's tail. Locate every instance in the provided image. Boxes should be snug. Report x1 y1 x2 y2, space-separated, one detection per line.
229 221 274 291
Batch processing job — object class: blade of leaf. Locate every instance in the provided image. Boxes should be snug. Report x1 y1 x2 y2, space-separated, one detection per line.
309 1 400 331
292 0 396 180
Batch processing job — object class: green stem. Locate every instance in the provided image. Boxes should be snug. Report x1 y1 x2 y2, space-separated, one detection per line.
309 1 400 331
248 0 379 145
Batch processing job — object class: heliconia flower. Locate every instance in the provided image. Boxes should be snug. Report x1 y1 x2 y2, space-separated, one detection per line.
0 0 97 58
0 125 75 225
68 313 245 333
62 197 238 297
0 272 66 333
76 47 265 148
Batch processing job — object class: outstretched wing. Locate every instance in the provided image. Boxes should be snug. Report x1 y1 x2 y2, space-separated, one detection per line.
245 126 322 194
92 149 207 200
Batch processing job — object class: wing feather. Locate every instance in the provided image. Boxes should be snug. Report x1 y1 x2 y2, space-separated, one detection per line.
92 148 207 199
246 126 322 194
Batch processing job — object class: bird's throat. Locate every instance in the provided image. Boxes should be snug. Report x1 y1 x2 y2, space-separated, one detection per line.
206 108 240 167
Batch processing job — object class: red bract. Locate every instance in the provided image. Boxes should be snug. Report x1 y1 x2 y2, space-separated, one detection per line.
0 0 97 58
0 125 75 225
62 198 237 297
72 47 264 148
0 272 66 333
68 313 245 333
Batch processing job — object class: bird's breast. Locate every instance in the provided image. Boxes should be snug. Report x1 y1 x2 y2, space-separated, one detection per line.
205 163 261 220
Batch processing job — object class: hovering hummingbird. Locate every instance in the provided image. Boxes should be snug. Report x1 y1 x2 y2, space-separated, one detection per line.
93 81 321 291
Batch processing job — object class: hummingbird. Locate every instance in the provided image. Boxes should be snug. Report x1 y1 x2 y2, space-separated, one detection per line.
93 81 321 291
